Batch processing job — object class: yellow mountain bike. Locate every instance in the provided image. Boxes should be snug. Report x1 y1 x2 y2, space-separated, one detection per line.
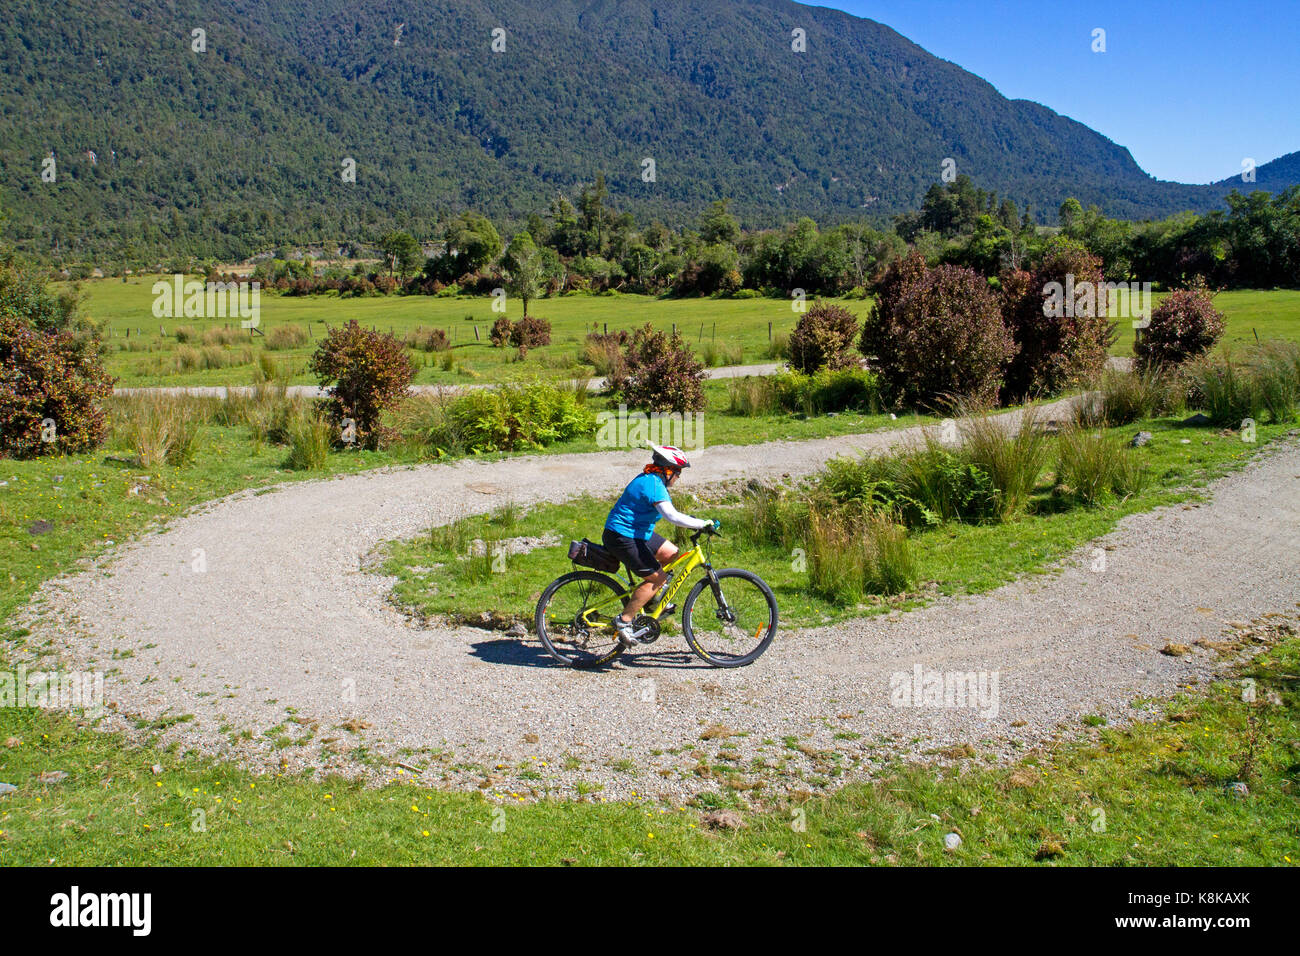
534 528 778 668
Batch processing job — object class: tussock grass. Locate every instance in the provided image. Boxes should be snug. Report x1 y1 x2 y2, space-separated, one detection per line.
265 324 309 351
1056 425 1149 506
958 403 1049 521
701 339 743 367
284 411 333 470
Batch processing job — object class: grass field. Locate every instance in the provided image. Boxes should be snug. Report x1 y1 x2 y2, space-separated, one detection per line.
66 277 1300 387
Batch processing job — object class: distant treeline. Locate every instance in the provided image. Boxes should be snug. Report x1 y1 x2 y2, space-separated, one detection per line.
55 174 1300 298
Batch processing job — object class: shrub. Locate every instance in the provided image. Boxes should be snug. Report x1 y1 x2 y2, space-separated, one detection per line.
862 253 1015 408
607 324 706 413
174 325 199 343
308 319 414 449
446 383 597 452
0 314 113 457
788 302 860 374
406 327 450 352
266 324 309 351
770 368 880 415
489 316 513 347
1134 278 1225 370
1001 238 1116 399
510 315 552 348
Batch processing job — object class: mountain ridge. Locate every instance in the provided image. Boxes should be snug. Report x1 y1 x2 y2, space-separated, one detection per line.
0 0 1292 261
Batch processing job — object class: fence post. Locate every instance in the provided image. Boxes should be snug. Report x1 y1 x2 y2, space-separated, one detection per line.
768 321 772 342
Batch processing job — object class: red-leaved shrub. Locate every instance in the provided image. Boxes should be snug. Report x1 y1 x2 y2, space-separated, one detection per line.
0 315 113 457
1001 238 1117 398
510 316 551 348
608 324 706 413
1134 277 1225 369
860 253 1015 408
788 302 861 374
308 319 414 449
489 316 513 347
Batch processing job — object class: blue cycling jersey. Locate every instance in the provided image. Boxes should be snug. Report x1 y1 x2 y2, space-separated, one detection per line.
604 472 670 540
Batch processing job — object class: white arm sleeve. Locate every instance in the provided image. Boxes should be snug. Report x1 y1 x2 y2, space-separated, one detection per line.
655 499 711 531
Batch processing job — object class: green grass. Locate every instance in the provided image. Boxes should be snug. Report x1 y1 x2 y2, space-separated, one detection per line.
1111 288 1300 356
71 276 852 387
69 278 1300 387
1 633 1295 865
383 417 1296 629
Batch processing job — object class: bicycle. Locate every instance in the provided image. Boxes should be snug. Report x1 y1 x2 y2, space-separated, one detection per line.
534 527 778 668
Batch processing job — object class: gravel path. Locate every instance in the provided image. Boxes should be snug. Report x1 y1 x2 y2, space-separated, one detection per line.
112 359 1132 399
112 362 787 399
20 407 1298 805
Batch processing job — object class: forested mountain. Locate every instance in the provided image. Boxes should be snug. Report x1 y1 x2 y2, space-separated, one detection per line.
0 0 1293 262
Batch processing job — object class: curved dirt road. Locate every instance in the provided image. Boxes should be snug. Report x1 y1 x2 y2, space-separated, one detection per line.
22 412 1300 802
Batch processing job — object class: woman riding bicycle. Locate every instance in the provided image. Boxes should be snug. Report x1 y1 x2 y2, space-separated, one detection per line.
603 444 718 647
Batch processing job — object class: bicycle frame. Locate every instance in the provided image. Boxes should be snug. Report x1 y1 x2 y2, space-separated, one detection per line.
578 534 713 629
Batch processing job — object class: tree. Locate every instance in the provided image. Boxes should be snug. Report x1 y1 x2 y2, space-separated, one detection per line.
426 213 502 283
503 232 547 315
379 231 421 278
699 199 740 245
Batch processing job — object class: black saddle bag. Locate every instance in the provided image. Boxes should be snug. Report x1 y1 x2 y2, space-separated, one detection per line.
568 538 621 574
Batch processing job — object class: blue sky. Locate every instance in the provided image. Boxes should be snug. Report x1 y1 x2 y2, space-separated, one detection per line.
821 0 1299 184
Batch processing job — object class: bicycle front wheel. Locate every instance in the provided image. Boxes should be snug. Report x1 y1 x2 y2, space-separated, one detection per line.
682 569 778 667
534 570 627 668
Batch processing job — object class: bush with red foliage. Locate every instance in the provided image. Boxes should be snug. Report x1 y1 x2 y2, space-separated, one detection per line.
608 323 706 413
860 252 1015 408
0 315 113 458
1133 277 1225 369
489 316 513 347
788 302 861 374
510 316 551 348
1001 238 1116 398
308 319 414 449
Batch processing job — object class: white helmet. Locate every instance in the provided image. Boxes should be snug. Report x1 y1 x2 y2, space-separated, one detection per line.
650 444 690 470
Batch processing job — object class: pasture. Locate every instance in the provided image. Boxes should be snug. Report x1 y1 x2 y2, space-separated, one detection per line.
69 277 1300 388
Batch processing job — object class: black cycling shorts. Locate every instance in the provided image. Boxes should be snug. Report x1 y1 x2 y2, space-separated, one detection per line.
602 528 668 577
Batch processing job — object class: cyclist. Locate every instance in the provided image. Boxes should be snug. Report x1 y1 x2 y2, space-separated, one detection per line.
603 444 718 647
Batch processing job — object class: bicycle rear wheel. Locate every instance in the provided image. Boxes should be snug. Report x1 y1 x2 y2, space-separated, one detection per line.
682 569 778 667
534 570 627 667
